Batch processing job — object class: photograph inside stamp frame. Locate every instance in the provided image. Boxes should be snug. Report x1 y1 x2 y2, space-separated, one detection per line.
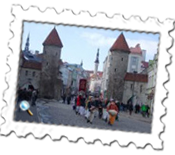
14 21 160 133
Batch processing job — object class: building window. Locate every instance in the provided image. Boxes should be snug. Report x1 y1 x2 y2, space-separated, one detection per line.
140 85 143 93
25 70 28 76
130 84 133 90
121 58 123 61
132 57 137 63
32 71 35 77
114 68 117 72
130 56 138 72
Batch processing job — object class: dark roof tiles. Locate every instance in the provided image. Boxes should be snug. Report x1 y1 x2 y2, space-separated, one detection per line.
22 60 42 70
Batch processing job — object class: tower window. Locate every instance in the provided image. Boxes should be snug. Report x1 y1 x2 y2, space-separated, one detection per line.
25 70 28 76
32 71 35 77
121 58 123 61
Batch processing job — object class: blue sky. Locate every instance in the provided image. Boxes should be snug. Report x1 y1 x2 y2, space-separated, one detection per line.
22 21 160 71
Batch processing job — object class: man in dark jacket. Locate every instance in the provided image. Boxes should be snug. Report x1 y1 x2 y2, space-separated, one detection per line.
115 101 120 121
87 97 96 124
67 95 71 105
62 93 66 103
127 96 134 115
145 104 150 118
97 98 103 119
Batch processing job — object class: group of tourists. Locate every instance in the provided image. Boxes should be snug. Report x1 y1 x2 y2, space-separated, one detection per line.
62 93 72 105
16 87 38 111
127 102 150 117
70 93 151 125
72 94 120 126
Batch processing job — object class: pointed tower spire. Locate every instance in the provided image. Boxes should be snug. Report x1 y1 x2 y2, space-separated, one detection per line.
80 60 83 67
94 48 99 64
94 48 99 75
24 33 30 52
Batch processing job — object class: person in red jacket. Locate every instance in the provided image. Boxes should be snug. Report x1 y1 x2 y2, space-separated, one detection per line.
107 99 118 125
76 95 82 115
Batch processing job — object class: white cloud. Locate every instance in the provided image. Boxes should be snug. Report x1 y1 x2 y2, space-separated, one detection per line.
81 32 159 61
81 32 115 48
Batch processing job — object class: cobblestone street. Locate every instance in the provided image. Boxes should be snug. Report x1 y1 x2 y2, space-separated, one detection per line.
35 99 152 133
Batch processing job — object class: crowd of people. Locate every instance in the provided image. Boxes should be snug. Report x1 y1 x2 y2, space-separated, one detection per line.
16 87 38 111
69 94 120 126
61 92 151 127
17 87 150 123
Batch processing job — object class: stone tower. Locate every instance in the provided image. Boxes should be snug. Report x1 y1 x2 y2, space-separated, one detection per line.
39 27 63 100
94 48 99 76
107 33 130 101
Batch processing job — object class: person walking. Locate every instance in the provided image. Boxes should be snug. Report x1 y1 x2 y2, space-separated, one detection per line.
128 101 133 115
138 104 141 113
67 94 71 105
62 93 66 103
120 102 124 111
102 98 110 122
127 95 134 115
76 94 82 115
72 96 77 110
98 98 103 119
79 95 86 116
141 104 147 117
87 97 96 124
135 104 139 114
84 96 92 119
115 100 120 121
93 97 102 119
107 99 118 126
145 104 150 118
145 105 150 118
31 89 37 106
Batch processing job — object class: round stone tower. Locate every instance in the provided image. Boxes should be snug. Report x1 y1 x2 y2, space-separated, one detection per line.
39 27 63 100
107 33 130 101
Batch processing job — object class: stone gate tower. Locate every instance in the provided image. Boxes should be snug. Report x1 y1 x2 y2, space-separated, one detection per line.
107 33 130 101
39 27 63 100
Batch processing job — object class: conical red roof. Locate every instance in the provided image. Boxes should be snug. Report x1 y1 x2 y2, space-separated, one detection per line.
43 28 63 48
110 33 130 52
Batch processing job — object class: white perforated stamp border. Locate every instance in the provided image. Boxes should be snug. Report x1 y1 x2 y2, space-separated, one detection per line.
1 6 173 148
